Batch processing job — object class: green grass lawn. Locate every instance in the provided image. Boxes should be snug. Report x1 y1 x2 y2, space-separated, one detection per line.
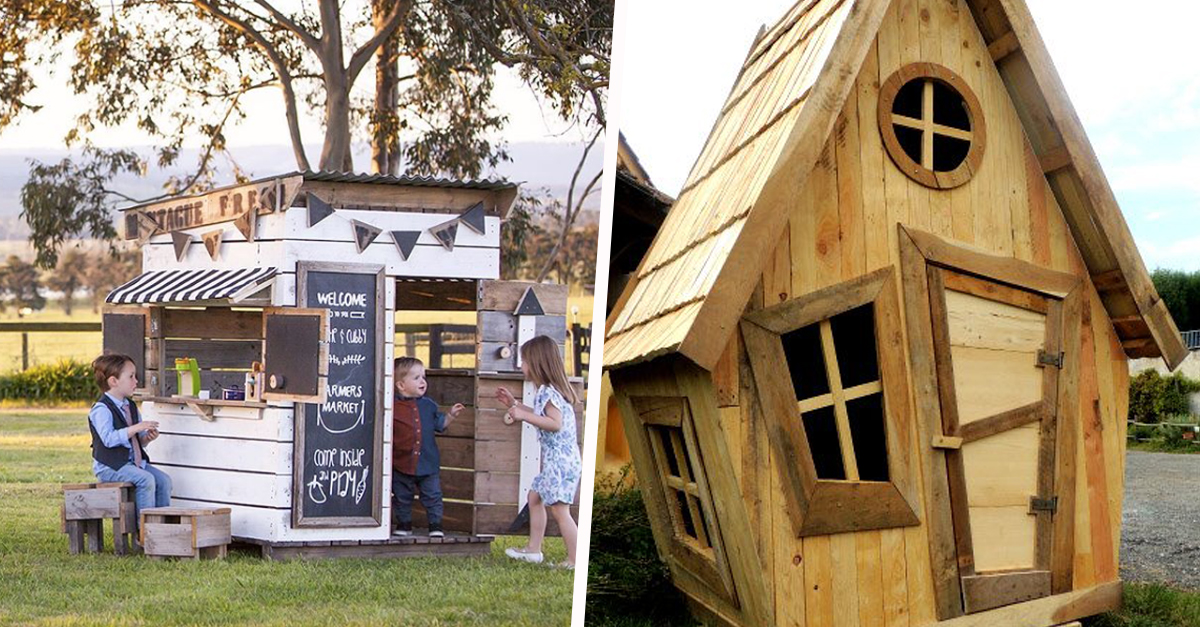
0 411 573 626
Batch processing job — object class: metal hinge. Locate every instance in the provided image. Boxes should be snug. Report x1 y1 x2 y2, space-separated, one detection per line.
1036 350 1064 369
1029 495 1058 515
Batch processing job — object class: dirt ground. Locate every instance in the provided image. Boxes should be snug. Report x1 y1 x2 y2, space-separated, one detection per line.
1121 450 1200 589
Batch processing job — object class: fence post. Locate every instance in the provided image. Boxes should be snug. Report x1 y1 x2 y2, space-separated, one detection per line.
21 332 29 371
430 324 444 369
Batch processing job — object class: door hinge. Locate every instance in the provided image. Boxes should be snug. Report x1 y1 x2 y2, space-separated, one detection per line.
1037 350 1064 369
1029 495 1058 515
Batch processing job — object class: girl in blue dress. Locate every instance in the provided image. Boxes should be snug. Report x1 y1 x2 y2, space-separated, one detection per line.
495 335 582 568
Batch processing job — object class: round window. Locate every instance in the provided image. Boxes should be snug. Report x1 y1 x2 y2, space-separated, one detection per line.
877 63 985 189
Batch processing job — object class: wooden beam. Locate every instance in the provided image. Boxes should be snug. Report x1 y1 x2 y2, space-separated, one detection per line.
987 30 1020 62
1090 269 1126 293
933 581 1120 627
1038 145 1072 174
931 435 963 450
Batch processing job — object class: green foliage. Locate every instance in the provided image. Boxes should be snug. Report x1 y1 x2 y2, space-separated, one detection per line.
0 255 46 311
1129 370 1200 424
586 465 694 627
0 360 95 404
1151 268 1200 332
1088 582 1200 627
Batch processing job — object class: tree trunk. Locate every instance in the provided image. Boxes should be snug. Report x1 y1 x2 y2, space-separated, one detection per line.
371 0 401 175
319 76 353 172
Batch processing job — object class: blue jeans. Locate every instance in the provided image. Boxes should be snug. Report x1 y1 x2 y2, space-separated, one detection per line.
96 462 172 526
392 472 442 526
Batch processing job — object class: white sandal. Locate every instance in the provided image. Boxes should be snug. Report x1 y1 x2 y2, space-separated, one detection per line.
504 546 544 564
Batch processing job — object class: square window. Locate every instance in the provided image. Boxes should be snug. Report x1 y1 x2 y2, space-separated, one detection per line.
741 266 920 536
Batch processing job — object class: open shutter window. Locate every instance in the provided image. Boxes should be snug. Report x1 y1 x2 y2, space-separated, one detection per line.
262 307 329 403
101 307 150 393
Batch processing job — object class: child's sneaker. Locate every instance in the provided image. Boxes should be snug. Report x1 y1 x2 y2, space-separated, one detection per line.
393 522 412 537
504 546 544 564
428 523 444 538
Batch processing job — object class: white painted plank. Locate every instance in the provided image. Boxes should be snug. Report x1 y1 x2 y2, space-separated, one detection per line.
284 240 499 279
152 432 293 475
145 403 294 441
171 498 392 542
276 208 500 248
159 464 290 508
144 240 288 271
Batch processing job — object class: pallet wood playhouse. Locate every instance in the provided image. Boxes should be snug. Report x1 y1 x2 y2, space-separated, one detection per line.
604 0 1186 625
100 171 583 560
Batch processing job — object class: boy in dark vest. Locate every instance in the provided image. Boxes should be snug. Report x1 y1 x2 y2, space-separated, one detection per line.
392 356 464 537
89 353 171 528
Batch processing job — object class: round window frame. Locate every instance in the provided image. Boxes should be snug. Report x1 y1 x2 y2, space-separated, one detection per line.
877 63 986 190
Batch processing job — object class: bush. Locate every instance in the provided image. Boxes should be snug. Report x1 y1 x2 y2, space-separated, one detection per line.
1129 370 1200 424
0 359 96 405
586 465 694 626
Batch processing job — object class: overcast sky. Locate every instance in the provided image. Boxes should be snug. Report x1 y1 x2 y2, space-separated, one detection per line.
615 0 1200 272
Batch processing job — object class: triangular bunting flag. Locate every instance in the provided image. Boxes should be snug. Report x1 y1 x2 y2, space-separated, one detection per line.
429 218 458 251
307 192 335 227
350 219 383 254
257 182 278 213
514 287 545 316
202 229 224 260
234 209 257 242
390 230 421 261
171 231 192 262
459 201 487 235
138 212 162 241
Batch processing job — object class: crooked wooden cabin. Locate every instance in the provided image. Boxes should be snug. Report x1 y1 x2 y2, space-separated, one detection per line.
604 0 1185 624
101 172 582 559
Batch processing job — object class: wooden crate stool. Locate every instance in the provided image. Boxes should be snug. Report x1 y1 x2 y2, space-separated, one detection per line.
140 507 231 560
61 482 136 555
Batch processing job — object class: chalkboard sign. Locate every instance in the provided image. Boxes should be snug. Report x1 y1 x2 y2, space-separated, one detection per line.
294 262 385 527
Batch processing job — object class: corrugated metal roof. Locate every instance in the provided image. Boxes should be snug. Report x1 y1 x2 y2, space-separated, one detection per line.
297 171 517 191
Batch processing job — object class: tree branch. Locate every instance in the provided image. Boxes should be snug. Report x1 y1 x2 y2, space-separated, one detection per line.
251 0 322 54
347 0 412 83
192 0 311 170
536 127 603 282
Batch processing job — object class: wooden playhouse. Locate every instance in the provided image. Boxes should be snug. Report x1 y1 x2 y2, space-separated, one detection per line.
604 0 1186 625
100 171 583 560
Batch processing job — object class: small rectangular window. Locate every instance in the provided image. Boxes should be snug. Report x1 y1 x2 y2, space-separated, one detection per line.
648 424 713 550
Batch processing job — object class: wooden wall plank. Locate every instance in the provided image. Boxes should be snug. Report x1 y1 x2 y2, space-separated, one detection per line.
804 535 834 627
837 85 867 281
831 532 862 627
856 531 885 627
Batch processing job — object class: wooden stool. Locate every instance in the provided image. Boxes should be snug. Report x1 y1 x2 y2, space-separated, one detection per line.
140 507 231 560
61 482 137 555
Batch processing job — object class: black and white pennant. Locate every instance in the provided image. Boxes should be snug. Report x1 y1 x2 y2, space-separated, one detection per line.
307 192 336 227
514 286 545 316
458 201 486 235
350 219 383 254
171 231 192 261
429 218 458 251
202 229 224 260
390 230 421 261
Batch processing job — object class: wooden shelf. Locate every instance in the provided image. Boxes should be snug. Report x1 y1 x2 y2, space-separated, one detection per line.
138 395 268 421
139 395 268 408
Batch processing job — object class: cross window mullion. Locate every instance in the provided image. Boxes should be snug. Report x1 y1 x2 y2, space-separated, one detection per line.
818 320 860 481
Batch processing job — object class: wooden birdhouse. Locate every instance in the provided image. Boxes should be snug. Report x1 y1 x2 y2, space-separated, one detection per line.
100 171 583 559
604 1 1185 625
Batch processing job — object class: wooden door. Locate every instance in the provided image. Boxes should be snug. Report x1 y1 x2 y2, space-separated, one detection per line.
926 267 1063 614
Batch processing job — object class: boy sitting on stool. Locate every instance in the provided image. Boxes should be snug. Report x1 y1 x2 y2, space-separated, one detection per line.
88 353 171 534
392 357 464 537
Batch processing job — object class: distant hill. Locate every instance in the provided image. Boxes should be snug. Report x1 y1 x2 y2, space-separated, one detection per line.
0 141 604 240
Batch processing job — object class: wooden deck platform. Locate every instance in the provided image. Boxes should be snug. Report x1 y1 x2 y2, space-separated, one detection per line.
233 533 494 561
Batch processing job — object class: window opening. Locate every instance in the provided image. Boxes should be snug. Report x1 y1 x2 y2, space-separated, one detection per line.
783 304 889 482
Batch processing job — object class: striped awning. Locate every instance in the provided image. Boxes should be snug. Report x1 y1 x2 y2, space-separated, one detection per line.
106 267 278 304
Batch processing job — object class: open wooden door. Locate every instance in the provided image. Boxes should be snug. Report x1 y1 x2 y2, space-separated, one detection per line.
926 267 1063 614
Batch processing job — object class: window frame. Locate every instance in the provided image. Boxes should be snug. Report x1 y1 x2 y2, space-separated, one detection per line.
740 266 921 537
631 396 737 605
877 62 987 190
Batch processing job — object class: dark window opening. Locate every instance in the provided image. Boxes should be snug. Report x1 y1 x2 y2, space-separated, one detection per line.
933 135 971 172
847 393 889 482
831 304 879 388
659 429 682 477
895 125 924 165
932 81 971 131
802 405 846 480
893 79 925 119
782 322 829 400
676 491 698 539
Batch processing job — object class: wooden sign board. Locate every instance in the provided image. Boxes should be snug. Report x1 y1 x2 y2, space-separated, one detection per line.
293 262 386 528
123 175 303 240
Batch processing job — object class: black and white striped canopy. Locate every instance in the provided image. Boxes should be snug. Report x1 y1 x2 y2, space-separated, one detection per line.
106 267 277 304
